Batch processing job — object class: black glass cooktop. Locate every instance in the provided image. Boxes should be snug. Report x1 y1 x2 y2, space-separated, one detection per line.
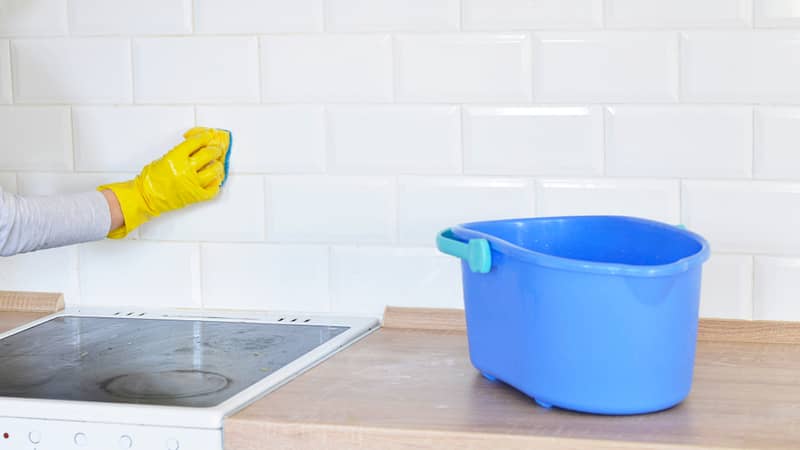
0 316 348 407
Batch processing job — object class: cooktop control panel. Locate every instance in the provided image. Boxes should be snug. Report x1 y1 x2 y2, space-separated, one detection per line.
0 418 222 450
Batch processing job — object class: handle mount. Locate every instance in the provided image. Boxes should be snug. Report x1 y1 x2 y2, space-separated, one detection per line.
436 229 492 274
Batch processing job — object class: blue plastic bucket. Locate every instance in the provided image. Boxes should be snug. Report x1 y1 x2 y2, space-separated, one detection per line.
436 216 710 415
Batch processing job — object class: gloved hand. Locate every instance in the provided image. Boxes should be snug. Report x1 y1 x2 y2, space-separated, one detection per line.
98 127 232 239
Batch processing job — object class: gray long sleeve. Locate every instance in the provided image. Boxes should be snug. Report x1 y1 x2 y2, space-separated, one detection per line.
0 187 111 257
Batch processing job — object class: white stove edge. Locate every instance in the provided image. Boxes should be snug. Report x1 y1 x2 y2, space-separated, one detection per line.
0 307 381 430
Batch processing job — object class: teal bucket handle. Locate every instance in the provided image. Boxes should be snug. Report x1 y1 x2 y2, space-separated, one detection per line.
437 229 492 274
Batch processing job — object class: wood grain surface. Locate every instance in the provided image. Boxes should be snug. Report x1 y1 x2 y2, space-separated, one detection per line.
0 291 64 313
226 307 800 450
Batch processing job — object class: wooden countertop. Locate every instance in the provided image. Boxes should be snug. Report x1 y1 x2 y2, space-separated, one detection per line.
2 291 799 449
225 307 800 450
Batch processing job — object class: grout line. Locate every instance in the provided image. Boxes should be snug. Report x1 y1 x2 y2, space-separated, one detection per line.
458 0 464 31
675 32 682 103
68 106 77 171
750 106 756 178
326 245 334 312
750 254 757 320
321 0 328 32
7 39 15 104
189 0 196 34
390 34 398 103
256 35 264 102
128 38 136 104
458 105 465 174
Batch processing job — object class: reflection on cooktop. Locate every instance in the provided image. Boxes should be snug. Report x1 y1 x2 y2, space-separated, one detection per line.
0 317 348 407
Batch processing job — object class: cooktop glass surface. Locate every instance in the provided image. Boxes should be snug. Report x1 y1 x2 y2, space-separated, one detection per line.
0 316 348 407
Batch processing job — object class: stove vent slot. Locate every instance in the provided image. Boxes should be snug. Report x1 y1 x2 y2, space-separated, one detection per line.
277 317 312 324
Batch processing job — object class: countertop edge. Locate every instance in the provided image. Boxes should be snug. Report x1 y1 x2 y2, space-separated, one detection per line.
224 419 738 450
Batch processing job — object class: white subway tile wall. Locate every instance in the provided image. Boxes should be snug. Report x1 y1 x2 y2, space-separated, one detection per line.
133 37 259 104
73 106 195 172
754 0 800 27
700 254 753 320
68 0 191 36
0 107 72 170
532 32 679 103
196 106 326 173
0 173 16 193
194 0 323 34
0 0 68 37
754 107 800 179
754 256 800 320
605 106 752 178
326 0 460 32
397 176 535 245
0 40 11 104
463 106 603 175
462 0 603 30
681 31 800 103
327 105 461 174
12 38 131 103
396 33 532 103
537 178 680 223
260 35 393 102
606 0 752 28
0 1 798 320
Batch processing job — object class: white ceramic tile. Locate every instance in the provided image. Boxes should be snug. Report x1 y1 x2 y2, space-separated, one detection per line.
699 254 753 320
73 106 195 172
396 33 532 103
755 107 800 179
607 0 752 28
0 40 11 103
754 256 800 320
397 177 535 245
682 31 800 103
0 246 79 303
326 0 459 31
195 106 325 174
755 0 800 27
201 243 329 312
195 0 322 33
12 38 131 103
606 106 752 178
266 176 395 243
0 0 67 36
133 37 259 103
537 179 680 223
0 173 16 193
18 172 133 196
533 32 679 103
463 0 602 30
260 35 392 103
68 0 191 35
139 175 266 242
463 106 603 176
0 107 72 170
78 240 200 307
330 246 462 316
683 181 800 255
328 105 461 174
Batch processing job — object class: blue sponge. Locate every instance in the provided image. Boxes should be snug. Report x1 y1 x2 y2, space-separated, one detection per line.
221 129 232 186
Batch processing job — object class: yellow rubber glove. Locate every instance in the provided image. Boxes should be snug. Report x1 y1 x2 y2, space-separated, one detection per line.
98 128 231 239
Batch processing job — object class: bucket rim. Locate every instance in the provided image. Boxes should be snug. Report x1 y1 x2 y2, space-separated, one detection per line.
451 215 711 278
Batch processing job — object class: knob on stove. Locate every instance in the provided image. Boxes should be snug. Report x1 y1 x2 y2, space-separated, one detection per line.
119 435 133 448
28 431 41 444
74 432 88 446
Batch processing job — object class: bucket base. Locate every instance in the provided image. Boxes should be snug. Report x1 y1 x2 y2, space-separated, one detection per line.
481 372 498 382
